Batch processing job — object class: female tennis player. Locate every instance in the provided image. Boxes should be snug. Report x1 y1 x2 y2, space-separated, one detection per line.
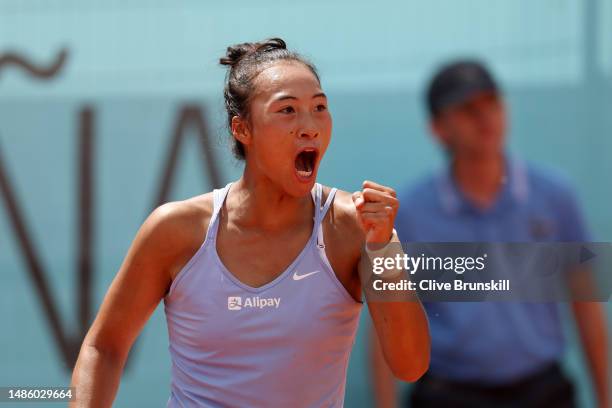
70 38 429 407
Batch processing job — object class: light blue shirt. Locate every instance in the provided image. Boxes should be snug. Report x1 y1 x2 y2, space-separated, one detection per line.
395 156 589 383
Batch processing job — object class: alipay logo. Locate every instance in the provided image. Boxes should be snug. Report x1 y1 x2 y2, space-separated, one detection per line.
227 295 281 311
228 296 242 311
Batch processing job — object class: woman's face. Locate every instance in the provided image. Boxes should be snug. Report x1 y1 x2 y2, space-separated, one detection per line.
237 61 332 197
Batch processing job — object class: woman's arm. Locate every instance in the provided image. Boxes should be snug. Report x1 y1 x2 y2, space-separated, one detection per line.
352 181 430 382
366 288 430 382
70 199 209 407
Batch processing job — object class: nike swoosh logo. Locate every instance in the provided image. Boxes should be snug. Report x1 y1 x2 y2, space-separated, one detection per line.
292 270 320 281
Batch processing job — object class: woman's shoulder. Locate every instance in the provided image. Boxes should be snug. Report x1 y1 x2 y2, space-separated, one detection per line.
152 192 214 228
140 192 216 282
320 185 364 246
142 192 215 252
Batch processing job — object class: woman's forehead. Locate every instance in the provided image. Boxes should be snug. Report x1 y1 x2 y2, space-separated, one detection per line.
253 62 321 97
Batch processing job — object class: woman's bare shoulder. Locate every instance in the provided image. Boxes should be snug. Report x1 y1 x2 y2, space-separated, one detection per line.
321 186 364 248
166 192 214 221
148 192 214 236
139 192 216 281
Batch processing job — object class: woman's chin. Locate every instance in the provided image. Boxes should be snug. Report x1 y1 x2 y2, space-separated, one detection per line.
288 171 317 195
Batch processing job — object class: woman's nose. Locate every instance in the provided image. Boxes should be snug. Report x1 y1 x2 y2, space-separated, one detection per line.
299 129 319 139
297 115 319 139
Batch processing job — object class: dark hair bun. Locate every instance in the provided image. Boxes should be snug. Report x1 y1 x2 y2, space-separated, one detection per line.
219 38 287 67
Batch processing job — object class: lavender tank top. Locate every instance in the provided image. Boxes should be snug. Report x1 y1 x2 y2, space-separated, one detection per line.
164 182 363 407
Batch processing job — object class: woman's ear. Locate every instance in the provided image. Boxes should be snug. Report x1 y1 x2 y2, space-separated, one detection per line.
231 116 251 147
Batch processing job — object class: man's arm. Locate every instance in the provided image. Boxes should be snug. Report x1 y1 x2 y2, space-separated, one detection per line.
571 301 609 408
557 186 609 408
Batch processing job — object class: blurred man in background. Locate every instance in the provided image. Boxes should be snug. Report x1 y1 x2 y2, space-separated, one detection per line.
371 60 608 408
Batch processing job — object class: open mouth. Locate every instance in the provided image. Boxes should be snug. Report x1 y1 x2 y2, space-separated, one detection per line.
294 149 318 180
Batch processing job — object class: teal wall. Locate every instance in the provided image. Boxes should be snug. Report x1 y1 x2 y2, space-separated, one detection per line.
1 1 610 407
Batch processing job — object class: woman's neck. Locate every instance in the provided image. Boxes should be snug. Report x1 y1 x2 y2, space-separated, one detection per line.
226 169 313 233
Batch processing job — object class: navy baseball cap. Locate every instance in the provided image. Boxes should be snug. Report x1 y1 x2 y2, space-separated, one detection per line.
426 60 499 118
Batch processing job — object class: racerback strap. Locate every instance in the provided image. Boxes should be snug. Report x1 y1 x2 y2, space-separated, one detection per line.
206 182 233 243
314 184 337 248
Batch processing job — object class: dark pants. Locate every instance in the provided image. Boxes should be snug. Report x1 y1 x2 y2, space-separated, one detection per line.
408 362 576 408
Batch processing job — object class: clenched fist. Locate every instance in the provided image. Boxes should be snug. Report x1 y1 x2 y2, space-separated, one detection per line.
352 180 399 245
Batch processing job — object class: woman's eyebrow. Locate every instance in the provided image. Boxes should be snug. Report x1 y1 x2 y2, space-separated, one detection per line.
313 92 327 99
